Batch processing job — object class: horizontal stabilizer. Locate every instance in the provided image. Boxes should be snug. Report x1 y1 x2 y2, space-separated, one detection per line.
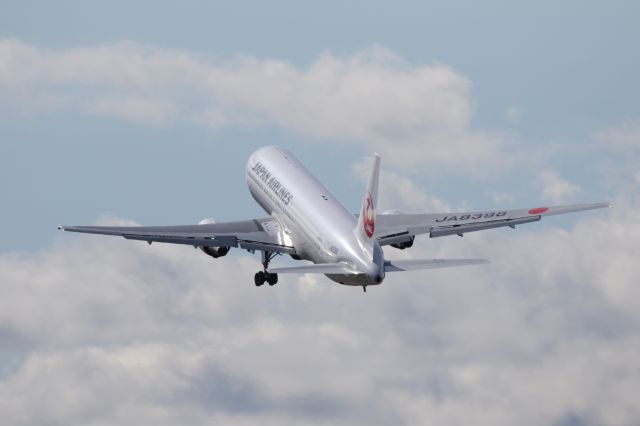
385 258 489 272
268 263 356 275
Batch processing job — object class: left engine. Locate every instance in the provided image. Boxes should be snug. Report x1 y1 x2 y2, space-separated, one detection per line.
198 218 230 258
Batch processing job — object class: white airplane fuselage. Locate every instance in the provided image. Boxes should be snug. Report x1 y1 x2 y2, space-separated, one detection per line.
246 146 385 286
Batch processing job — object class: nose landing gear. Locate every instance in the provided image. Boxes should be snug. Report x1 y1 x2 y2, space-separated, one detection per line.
254 251 279 287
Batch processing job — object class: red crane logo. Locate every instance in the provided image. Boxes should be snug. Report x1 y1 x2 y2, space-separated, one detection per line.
363 192 375 238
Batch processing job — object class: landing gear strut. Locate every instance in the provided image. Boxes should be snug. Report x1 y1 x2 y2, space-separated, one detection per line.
254 251 279 287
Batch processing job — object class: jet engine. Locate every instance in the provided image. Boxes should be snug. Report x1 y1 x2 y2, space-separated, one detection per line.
390 236 414 250
198 218 230 258
381 210 415 250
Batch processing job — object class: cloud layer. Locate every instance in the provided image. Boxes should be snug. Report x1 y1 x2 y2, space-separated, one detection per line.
2 37 638 425
0 184 636 425
536 169 582 203
0 39 510 173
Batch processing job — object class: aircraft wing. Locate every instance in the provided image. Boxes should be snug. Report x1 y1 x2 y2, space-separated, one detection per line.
376 202 611 246
58 217 296 255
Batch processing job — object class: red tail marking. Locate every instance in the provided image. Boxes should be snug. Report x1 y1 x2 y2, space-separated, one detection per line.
363 192 375 238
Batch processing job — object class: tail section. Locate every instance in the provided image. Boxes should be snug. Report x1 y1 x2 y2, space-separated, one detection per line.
355 153 380 253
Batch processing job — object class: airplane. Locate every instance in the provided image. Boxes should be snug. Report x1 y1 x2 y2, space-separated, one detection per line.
59 146 611 291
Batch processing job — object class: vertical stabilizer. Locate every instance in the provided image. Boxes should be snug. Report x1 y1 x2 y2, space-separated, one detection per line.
355 153 380 255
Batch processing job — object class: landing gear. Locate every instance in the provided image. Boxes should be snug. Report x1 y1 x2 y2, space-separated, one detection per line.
266 273 278 286
254 271 278 286
254 251 279 287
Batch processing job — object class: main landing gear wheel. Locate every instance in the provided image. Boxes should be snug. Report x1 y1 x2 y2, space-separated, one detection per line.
254 271 278 287
254 251 279 287
266 273 278 286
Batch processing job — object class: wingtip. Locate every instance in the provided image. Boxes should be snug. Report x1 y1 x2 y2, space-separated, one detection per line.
594 202 613 210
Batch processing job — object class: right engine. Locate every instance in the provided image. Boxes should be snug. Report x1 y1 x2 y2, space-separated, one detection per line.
390 236 414 250
381 209 415 250
198 218 230 258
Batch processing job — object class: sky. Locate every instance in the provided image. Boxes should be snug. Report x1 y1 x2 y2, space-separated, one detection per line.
1 1 639 425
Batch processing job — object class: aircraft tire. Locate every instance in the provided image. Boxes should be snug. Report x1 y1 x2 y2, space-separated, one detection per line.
254 271 265 286
267 273 278 286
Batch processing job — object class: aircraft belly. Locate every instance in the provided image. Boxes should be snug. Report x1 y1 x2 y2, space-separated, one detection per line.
325 273 381 286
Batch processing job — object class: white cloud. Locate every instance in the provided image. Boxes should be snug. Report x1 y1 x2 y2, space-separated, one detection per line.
2 38 639 425
536 169 582 203
0 39 511 175
1 176 636 425
594 122 640 151
587 122 640 197
352 158 450 213
89 96 178 126
489 191 516 204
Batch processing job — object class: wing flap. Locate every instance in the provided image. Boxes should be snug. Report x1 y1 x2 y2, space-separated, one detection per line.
123 234 238 247
428 216 541 238
238 241 296 255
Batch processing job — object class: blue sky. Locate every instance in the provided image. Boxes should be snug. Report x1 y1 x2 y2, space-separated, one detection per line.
1 0 638 250
1 2 639 425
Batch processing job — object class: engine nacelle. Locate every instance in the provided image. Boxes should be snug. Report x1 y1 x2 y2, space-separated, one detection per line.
198 218 230 258
391 236 414 250
198 218 217 225
200 245 230 258
381 210 415 250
